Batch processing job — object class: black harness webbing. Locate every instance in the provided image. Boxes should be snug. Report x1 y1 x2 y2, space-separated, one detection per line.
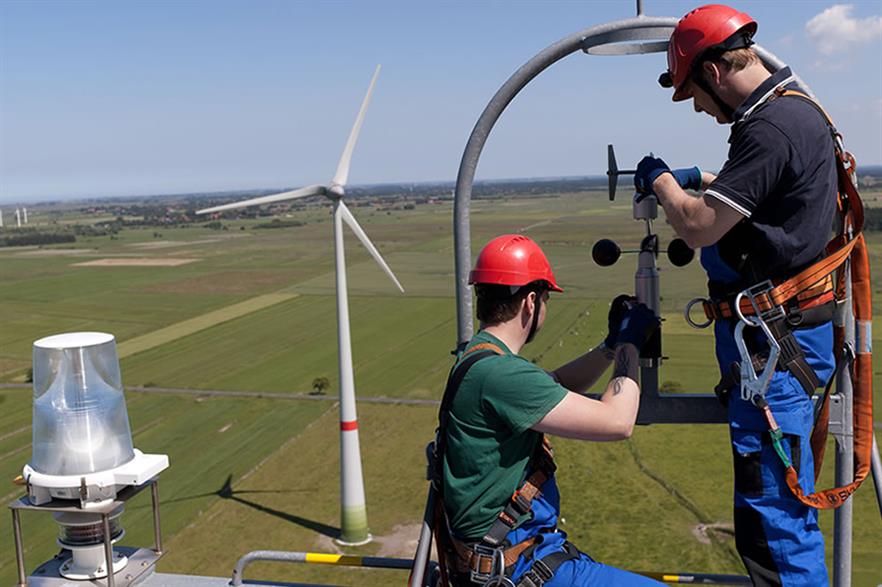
515 542 581 587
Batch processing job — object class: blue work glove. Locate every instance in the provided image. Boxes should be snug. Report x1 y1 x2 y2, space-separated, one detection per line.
671 166 702 191
603 294 637 350
615 303 661 351
634 155 670 195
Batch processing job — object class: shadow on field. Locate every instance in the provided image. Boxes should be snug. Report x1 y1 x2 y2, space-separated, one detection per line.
219 474 341 539
168 474 340 539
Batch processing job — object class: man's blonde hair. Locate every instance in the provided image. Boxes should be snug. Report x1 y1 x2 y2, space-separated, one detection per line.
717 47 760 72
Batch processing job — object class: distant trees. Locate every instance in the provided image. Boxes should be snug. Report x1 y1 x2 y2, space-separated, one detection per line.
310 377 330 395
252 219 305 230
0 231 76 247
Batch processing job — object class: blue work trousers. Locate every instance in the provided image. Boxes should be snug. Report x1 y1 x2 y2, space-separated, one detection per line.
703 245 833 587
503 477 663 587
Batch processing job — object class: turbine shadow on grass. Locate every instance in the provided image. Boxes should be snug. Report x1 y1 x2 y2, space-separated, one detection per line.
218 474 340 539
159 474 308 505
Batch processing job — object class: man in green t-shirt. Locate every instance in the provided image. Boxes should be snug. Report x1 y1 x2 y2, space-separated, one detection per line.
438 234 663 586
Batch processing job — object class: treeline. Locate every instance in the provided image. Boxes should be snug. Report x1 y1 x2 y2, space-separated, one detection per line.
0 231 76 247
252 219 305 229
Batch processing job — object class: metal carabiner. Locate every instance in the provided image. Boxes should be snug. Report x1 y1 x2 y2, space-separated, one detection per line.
733 291 782 404
684 297 713 329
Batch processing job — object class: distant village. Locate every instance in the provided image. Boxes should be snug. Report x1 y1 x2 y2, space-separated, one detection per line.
2 171 881 247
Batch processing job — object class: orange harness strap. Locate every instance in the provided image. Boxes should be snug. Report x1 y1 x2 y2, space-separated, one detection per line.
759 89 874 509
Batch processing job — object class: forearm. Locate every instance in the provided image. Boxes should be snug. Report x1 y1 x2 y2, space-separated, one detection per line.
654 174 719 248
598 344 640 436
551 343 614 393
533 344 640 441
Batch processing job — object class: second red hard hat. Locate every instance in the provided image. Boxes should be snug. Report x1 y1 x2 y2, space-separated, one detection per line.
469 234 563 292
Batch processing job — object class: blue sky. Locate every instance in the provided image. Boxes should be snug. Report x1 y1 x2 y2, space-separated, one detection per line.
1 0 880 203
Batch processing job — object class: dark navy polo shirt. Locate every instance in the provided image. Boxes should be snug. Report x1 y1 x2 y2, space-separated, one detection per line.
705 66 838 281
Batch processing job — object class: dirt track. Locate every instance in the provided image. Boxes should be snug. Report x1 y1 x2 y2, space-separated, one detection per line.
0 383 440 406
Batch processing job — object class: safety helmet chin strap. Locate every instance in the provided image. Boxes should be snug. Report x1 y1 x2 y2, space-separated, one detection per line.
692 71 735 123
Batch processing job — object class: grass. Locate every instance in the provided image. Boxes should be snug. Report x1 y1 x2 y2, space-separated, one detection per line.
116 291 298 358
1 191 880 586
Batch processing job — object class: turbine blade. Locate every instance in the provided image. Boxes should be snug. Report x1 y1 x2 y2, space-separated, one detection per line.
196 184 326 214
331 65 380 188
338 201 404 293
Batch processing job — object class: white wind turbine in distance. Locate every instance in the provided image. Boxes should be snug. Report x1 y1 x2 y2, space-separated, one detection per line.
197 65 402 545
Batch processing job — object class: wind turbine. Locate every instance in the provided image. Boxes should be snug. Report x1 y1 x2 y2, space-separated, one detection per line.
197 65 402 545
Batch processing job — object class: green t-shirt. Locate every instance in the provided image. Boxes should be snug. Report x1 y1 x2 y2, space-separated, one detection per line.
441 330 568 540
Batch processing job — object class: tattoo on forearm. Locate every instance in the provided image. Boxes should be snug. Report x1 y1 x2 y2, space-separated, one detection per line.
611 351 632 396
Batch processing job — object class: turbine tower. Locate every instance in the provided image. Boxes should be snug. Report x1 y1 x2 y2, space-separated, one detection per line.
197 66 401 545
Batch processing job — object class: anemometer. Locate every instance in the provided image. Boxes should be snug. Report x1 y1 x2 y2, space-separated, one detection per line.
592 144 696 368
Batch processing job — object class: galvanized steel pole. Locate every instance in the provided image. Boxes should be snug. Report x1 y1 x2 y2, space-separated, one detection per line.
833 266 855 587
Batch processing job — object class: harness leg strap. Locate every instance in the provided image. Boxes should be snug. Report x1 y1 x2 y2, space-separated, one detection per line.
765 318 820 396
515 542 580 587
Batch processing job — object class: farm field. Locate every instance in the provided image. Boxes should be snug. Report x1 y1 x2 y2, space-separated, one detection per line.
1 190 881 586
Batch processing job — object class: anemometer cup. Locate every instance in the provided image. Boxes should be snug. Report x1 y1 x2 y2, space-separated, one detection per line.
666 238 695 267
592 239 621 266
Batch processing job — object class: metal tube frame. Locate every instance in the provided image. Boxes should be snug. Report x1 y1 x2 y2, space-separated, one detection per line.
102 513 116 587
7 478 163 586
151 480 163 555
450 8 865 587
13 509 26 587
231 550 416 586
832 264 855 587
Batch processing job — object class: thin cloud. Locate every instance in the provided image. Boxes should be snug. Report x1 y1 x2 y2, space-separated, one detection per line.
806 4 882 55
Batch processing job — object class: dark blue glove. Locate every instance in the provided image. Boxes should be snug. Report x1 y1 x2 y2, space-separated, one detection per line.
634 155 670 194
603 294 637 349
615 303 661 351
671 166 702 191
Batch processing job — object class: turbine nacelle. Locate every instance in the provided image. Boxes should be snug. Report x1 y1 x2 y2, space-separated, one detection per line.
328 184 346 199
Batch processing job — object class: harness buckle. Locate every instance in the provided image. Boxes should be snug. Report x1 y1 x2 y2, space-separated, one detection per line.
739 280 787 324
469 543 501 585
511 490 532 515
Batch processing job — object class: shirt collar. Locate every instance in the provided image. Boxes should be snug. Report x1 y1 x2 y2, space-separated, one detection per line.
731 66 796 124
474 330 513 355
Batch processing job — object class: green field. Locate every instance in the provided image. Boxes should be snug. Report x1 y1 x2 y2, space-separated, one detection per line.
1 191 881 586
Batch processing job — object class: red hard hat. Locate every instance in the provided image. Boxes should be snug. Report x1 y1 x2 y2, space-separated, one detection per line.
469 234 563 292
661 4 757 101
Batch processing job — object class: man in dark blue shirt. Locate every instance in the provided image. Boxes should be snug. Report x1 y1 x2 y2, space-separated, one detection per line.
634 5 836 587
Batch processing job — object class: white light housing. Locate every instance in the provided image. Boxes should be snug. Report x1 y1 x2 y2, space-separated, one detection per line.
24 332 168 506
31 332 135 476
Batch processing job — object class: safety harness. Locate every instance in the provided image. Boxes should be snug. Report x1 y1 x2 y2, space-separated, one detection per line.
429 343 578 586
693 87 874 509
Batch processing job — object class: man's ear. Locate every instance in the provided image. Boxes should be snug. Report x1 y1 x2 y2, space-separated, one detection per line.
523 291 537 317
701 60 722 86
